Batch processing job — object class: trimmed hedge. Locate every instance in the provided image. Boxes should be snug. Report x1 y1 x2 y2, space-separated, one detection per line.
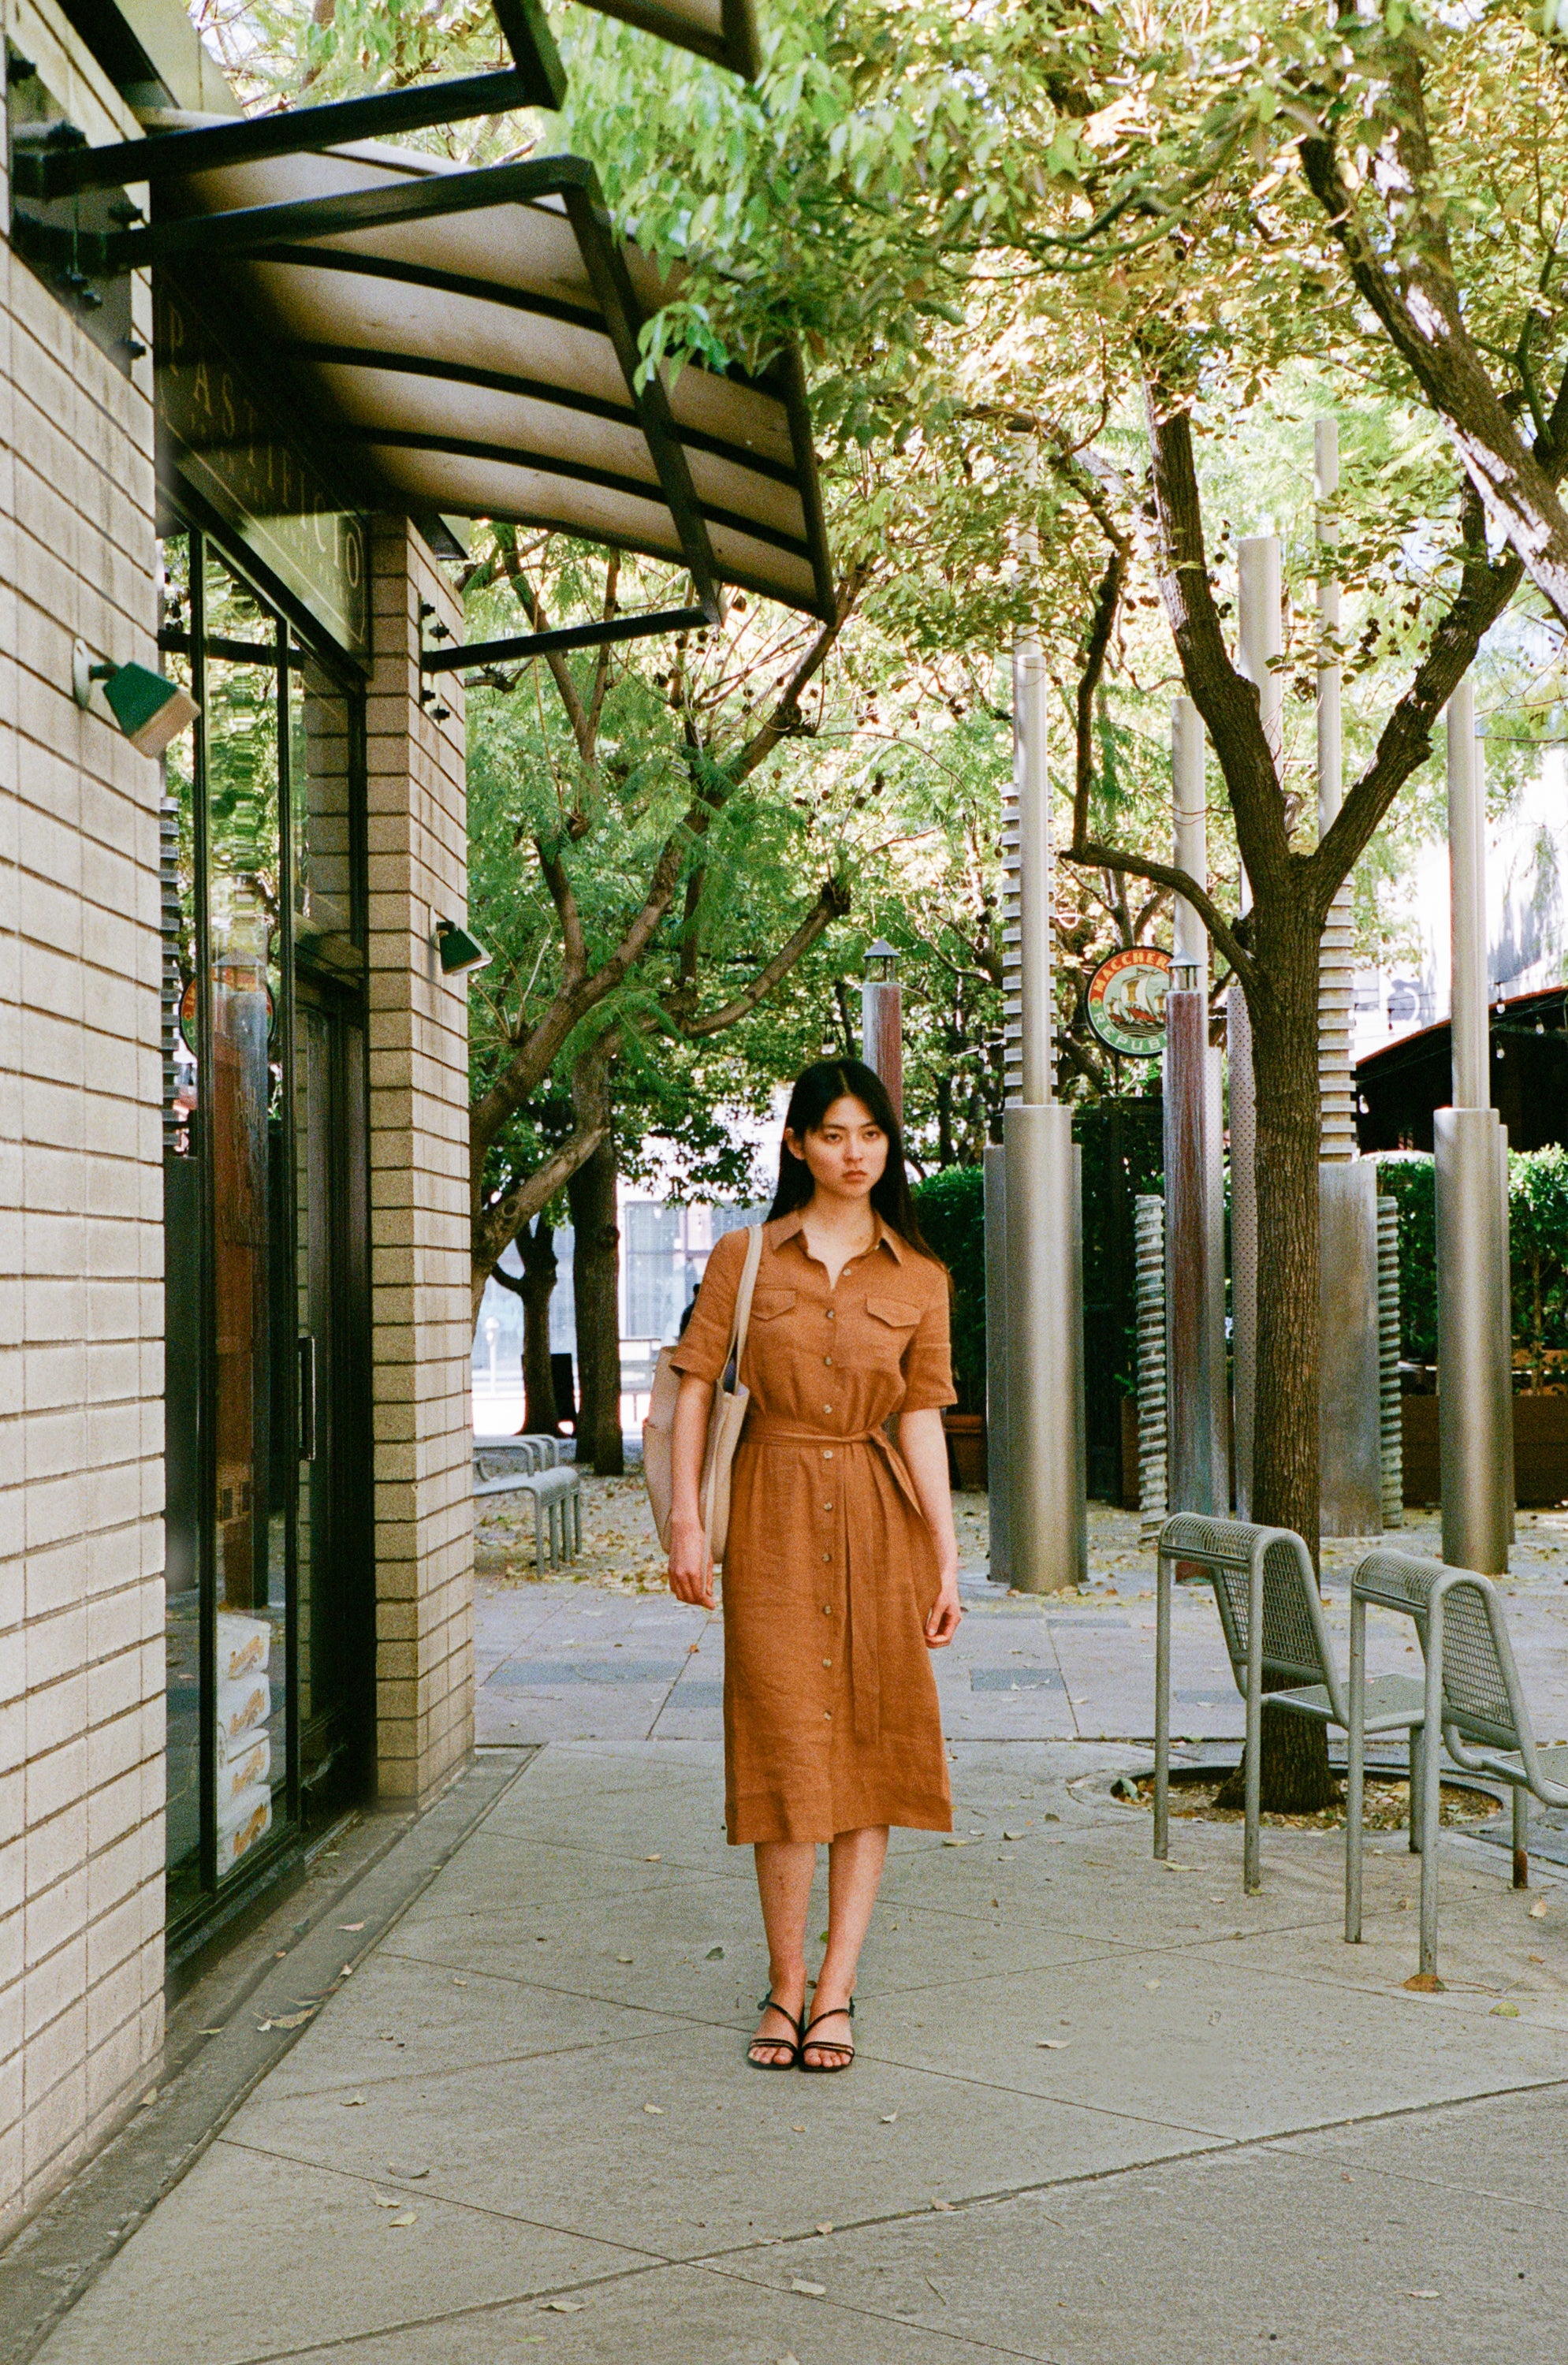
912 1164 986 1413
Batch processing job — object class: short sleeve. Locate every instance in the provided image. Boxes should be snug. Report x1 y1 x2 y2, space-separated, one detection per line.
669 1227 748 1385
900 1268 956 1412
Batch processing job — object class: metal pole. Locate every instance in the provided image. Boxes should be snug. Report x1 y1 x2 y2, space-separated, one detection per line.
1436 680 1512 1574
1316 420 1358 1161
1134 1195 1168 1544
1230 538 1279 1519
1004 613 1087 1592
983 1142 1011 1587
1164 700 1227 1517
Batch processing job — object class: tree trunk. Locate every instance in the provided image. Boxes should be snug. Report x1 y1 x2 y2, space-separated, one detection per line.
1223 901 1335 1814
567 1126 624 1477
517 1218 559 1434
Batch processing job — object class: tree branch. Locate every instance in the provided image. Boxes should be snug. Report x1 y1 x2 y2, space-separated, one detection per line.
727 568 870 784
1141 385 1291 901
1299 41 1568 624
1312 490 1522 907
1067 838 1251 979
667 877 851 1039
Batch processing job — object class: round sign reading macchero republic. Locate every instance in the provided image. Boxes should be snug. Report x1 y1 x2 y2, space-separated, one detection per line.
1086 945 1172 1056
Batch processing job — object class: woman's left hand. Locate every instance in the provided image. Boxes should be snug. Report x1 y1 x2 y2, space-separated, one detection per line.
924 1570 963 1649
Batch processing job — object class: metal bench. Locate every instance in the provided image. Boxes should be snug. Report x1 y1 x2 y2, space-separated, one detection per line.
1155 1513 1428 1893
474 1463 583 1570
1347 1547 1568 1981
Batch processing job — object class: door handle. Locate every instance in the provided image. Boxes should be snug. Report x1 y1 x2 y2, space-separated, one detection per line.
299 1333 317 1462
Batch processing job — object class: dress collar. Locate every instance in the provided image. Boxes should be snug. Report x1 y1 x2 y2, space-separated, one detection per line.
766 1205 905 1264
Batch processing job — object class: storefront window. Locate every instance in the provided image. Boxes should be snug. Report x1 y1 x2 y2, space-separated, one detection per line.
160 526 370 1940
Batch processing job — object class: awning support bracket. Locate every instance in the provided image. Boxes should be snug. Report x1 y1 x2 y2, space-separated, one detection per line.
423 605 716 674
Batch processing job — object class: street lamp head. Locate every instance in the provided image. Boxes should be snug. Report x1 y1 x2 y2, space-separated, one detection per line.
73 639 199 756
864 938 899 982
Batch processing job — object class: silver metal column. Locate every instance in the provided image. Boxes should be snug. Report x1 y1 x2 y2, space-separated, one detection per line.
1230 535 1279 1520
1313 422 1382 1534
1377 1193 1403 1528
1135 1194 1168 1541
983 1142 1011 1586
1436 679 1512 1574
1003 620 1087 1592
1164 698 1227 1516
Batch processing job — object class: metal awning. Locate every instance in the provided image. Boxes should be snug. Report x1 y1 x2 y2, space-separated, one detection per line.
136 141 832 630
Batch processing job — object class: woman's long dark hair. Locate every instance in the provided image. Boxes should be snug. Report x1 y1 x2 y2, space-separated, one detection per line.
765 1060 937 1260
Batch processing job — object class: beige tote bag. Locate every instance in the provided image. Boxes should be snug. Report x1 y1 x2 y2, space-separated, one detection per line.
642 1223 763 1562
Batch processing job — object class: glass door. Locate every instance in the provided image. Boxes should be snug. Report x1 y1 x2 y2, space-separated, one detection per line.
159 529 371 1943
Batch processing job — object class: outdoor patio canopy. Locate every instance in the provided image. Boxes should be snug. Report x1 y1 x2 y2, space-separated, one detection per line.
132 137 833 637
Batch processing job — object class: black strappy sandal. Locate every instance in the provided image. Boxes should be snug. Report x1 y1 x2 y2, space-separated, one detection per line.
799 1998 855 2073
747 1994 803 2071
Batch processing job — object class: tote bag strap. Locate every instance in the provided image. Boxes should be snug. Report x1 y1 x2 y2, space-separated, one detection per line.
722 1223 764 1387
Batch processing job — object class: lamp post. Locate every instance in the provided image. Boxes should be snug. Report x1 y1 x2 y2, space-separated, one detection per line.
860 939 903 1124
1436 678 1513 1573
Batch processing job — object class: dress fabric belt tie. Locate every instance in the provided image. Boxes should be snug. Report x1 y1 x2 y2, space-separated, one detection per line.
744 1419 925 1747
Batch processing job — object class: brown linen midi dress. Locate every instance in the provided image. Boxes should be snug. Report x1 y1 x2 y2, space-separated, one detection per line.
669 1209 956 1845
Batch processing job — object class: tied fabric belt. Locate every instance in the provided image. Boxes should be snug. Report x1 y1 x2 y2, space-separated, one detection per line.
744 1418 925 1745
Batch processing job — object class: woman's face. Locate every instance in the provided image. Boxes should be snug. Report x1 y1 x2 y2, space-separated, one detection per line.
784 1094 889 1205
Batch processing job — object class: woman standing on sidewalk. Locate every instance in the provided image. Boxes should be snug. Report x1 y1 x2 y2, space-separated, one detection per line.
665 1060 963 2072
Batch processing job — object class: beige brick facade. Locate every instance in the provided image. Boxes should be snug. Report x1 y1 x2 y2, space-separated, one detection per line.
365 522 474 1802
0 0 164 2239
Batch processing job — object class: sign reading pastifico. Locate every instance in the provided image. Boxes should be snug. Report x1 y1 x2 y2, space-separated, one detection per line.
1085 945 1172 1056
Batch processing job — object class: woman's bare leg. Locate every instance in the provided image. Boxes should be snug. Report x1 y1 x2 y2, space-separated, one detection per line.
750 1839 817 2061
804 1824 888 2065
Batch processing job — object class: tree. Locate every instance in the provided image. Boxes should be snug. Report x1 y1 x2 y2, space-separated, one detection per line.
463 532 858 1322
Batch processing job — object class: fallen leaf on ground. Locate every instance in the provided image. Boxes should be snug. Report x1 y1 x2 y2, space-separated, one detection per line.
388 2214 419 2229
644 1853 663 1861
388 2165 429 2178
340 1966 354 1979
790 2279 826 2296
1529 1897 1549 1919
542 2300 585 2313
1491 2002 1521 2017
372 2192 401 2208
931 2200 955 2213
791 2124 806 2133
1406 2289 1440 2299
706 1946 725 1960
1403 1972 1443 1993
643 2102 664 2114
339 1922 366 1932
941 1839 970 1849
199 2028 225 2036
880 2112 898 2124
1037 2039 1069 2050
270 2011 312 2029
341 2095 367 2106
816 2221 833 2234
1003 1829 1027 1842
452 1976 468 1986
1144 1980 1160 1993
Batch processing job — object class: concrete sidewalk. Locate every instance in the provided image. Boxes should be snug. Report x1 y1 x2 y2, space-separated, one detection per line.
32 1732 1568 2365
474 1495 1568 1756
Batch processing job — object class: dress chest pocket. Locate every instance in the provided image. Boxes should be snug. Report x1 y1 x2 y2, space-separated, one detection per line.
748 1288 798 1321
864 1294 922 1362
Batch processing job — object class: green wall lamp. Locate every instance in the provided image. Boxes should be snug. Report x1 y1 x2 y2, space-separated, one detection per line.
434 918 491 977
73 637 200 756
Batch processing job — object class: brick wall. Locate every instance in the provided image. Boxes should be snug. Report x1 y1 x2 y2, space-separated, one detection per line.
365 521 474 1801
0 2 163 2239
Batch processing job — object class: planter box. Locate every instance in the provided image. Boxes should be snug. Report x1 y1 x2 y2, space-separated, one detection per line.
943 1410 988 1491
1401 1391 1568 1510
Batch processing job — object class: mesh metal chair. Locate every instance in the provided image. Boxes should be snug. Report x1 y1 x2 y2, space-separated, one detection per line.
1156 1514 1428 1893
1347 1548 1568 1980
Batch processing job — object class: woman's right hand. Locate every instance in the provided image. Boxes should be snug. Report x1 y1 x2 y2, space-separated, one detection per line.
668 1514 715 1609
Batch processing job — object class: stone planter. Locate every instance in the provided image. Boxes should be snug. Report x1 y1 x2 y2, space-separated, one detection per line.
943 1410 988 1491
1401 1389 1568 1510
